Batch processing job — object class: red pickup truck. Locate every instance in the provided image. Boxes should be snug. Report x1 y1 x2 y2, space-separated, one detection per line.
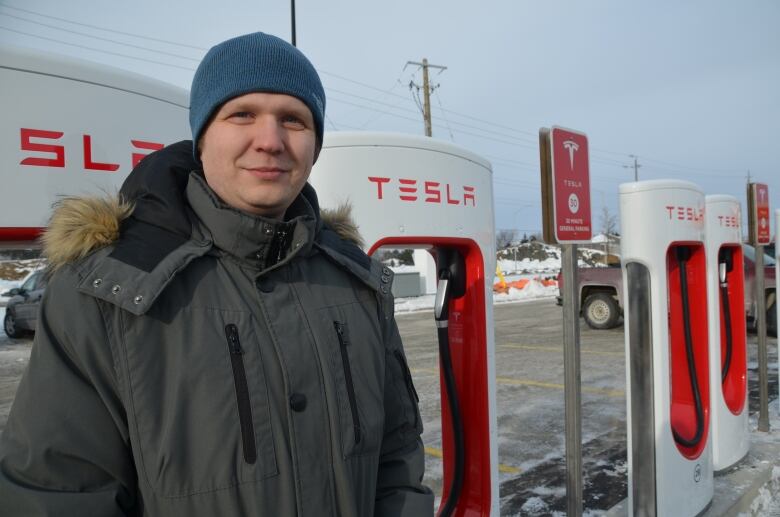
557 244 777 336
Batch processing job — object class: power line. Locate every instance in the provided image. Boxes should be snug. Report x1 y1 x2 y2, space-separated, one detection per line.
0 11 201 62
0 3 764 179
0 26 197 71
0 3 207 50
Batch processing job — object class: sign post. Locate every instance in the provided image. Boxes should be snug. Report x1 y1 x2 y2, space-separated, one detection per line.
540 126 592 516
748 182 770 432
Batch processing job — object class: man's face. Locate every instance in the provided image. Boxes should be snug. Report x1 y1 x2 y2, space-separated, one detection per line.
199 92 317 219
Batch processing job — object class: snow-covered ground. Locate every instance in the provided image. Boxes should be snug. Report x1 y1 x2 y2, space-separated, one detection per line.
395 273 558 314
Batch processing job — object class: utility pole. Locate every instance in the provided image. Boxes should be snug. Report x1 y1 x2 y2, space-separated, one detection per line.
623 155 642 181
290 0 297 46
406 58 447 137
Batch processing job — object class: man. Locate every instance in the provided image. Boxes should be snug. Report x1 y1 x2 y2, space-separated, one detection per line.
0 32 433 516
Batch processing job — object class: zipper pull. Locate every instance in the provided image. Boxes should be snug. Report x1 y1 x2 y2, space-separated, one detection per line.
334 321 349 345
225 324 243 355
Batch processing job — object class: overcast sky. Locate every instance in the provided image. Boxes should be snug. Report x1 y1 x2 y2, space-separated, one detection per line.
1 0 778 238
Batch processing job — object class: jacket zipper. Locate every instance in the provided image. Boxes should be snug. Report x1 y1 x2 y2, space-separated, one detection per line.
334 321 362 444
394 350 420 429
225 324 257 464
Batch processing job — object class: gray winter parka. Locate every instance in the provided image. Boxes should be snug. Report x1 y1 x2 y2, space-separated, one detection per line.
0 143 433 516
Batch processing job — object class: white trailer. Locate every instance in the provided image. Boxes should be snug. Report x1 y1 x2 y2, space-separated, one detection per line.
0 45 190 245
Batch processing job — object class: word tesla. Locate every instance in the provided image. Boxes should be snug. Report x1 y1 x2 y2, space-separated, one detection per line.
368 177 476 206
19 128 164 171
665 205 704 222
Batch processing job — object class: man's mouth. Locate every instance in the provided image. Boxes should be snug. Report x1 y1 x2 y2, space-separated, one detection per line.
244 166 289 179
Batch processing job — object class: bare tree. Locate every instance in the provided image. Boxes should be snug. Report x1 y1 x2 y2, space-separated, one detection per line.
496 229 517 251
600 204 618 265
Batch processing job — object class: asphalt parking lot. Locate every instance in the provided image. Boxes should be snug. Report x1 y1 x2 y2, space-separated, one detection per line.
1 298 777 515
398 299 778 515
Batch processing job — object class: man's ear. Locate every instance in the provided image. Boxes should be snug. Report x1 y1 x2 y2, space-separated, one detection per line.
313 140 322 164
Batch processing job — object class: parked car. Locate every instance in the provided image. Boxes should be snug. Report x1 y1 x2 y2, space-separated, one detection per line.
556 244 777 336
3 271 47 338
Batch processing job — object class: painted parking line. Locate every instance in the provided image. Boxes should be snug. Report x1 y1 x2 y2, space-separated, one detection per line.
424 446 521 475
501 343 623 357
409 368 624 398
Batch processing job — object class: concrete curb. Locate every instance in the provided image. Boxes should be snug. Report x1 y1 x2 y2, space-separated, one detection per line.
604 432 780 517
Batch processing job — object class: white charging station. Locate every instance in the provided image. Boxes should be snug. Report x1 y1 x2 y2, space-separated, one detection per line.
620 180 713 516
705 195 749 472
310 132 499 516
777 208 780 413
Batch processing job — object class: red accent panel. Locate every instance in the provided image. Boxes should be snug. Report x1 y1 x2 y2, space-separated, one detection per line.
131 140 164 168
0 227 44 242
368 237 491 517
719 245 747 415
20 128 65 167
667 243 710 460
83 135 120 172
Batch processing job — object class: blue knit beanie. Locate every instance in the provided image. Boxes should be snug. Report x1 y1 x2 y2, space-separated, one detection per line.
189 32 326 158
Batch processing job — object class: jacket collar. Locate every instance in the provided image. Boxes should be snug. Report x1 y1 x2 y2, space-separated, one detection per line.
186 172 318 271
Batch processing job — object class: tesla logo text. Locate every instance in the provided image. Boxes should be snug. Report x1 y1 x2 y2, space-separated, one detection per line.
665 205 704 222
368 177 476 206
19 128 164 171
563 140 579 170
717 215 739 228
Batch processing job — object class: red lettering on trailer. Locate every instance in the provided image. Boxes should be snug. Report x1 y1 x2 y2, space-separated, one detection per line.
18 128 165 172
20 128 65 167
131 140 165 167
425 181 441 203
446 184 460 205
399 179 418 201
83 135 119 172
464 186 476 206
368 176 391 199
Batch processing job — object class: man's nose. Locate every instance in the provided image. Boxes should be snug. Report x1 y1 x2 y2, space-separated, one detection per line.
251 116 285 154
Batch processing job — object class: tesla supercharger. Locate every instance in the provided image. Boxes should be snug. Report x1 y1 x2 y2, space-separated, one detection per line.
777 209 780 413
705 195 748 472
310 132 499 516
620 180 713 516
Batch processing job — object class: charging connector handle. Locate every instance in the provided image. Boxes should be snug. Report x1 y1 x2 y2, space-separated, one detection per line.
672 247 705 448
433 254 465 517
719 248 735 383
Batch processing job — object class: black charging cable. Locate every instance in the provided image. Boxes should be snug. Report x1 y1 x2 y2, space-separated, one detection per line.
434 255 466 517
719 248 734 383
672 246 705 448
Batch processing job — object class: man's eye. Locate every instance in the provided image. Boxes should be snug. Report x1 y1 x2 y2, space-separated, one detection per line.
229 111 253 120
282 115 306 128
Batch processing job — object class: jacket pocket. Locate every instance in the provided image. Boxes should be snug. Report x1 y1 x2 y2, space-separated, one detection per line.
319 303 384 458
393 349 421 431
225 324 257 464
334 321 362 444
122 308 277 497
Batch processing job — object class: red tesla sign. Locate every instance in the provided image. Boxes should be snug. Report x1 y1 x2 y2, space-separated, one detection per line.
550 127 592 242
752 183 770 245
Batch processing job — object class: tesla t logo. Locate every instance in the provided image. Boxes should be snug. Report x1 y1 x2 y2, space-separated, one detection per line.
368 176 476 206
19 128 165 171
563 140 579 170
665 205 704 222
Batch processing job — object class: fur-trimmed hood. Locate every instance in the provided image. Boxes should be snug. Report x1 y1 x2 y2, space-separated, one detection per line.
42 194 363 272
